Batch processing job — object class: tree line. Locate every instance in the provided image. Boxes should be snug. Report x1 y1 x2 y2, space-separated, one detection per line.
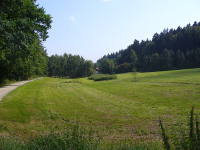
0 0 95 81
1 0 200 81
0 0 51 82
48 54 94 78
97 22 200 74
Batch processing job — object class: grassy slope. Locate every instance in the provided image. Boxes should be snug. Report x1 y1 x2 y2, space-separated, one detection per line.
0 68 200 139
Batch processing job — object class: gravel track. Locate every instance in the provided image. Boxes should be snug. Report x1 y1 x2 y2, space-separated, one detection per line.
0 78 39 101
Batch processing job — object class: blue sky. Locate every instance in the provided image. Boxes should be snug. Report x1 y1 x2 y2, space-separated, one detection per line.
37 0 200 62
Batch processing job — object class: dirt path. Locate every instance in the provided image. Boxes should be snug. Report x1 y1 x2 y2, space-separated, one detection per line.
0 78 40 101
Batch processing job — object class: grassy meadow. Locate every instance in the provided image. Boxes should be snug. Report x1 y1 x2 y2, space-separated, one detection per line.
0 68 200 145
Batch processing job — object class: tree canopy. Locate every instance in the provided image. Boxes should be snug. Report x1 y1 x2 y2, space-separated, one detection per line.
48 54 95 78
97 22 200 73
0 0 51 81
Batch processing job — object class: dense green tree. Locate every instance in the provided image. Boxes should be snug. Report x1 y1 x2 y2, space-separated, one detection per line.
193 48 200 67
98 58 116 74
48 54 95 78
175 50 185 69
83 60 95 76
129 49 138 70
160 49 174 70
150 53 160 71
0 0 51 81
117 63 132 73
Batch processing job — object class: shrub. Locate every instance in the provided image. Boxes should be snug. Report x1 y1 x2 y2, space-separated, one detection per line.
88 74 117 81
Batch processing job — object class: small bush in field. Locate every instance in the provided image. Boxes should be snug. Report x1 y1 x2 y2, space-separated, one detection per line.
88 74 117 81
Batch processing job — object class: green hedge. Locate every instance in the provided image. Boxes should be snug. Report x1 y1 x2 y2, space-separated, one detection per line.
88 74 117 81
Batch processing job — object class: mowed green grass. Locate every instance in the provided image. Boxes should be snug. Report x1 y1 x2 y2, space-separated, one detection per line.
0 68 200 139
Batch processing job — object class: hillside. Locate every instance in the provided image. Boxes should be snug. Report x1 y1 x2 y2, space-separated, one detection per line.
97 22 200 74
0 68 199 140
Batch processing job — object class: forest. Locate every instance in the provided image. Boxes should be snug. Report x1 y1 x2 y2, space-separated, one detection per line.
97 22 200 74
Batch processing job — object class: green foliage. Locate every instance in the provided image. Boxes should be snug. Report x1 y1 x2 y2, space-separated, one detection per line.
0 0 51 81
129 49 138 69
97 22 200 74
48 54 95 78
88 74 117 81
117 63 133 73
98 58 116 74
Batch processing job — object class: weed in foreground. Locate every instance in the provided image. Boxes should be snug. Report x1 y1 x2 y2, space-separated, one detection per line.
160 107 200 150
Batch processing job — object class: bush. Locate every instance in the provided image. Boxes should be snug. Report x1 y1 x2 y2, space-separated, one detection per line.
88 74 117 81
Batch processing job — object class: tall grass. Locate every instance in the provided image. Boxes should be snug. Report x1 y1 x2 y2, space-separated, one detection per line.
159 107 200 150
159 119 170 150
1 107 200 150
0 124 162 150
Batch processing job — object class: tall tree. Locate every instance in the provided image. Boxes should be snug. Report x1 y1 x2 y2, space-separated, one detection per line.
98 58 116 74
129 49 138 70
0 0 51 81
